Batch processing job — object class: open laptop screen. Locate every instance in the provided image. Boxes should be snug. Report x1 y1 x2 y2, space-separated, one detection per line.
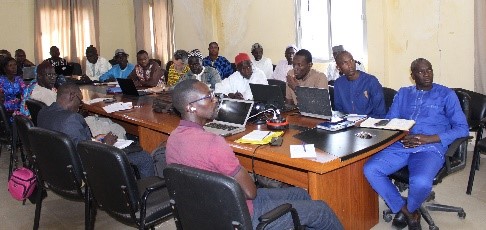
215 99 253 125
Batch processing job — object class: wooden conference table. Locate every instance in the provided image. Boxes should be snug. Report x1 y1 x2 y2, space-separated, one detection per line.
80 85 405 230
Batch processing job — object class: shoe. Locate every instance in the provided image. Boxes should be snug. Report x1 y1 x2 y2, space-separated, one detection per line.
392 211 407 229
406 210 422 230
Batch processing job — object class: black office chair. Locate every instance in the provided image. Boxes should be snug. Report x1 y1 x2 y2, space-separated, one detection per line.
267 79 287 99
77 141 172 230
163 164 303 230
383 87 397 113
382 90 472 230
13 115 34 168
28 127 94 230
0 104 20 180
25 99 47 126
328 85 335 110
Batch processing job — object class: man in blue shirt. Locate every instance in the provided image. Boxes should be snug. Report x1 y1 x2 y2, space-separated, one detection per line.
333 51 386 118
202 42 233 79
99 49 135 82
364 58 469 229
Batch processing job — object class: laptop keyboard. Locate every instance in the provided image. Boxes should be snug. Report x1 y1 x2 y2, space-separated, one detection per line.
205 123 239 131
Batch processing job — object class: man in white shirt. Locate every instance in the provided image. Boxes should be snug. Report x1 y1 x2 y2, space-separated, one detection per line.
271 45 297 82
250 43 273 79
215 53 268 100
326 45 365 84
84 45 112 81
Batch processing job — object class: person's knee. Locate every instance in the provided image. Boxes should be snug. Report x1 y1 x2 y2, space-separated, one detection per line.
363 160 379 179
410 175 433 193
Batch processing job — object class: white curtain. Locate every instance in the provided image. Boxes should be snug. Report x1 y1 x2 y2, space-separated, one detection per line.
475 0 486 94
34 0 99 65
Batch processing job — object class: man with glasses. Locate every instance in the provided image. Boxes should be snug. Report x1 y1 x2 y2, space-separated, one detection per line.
178 49 222 89
167 79 343 230
214 53 267 100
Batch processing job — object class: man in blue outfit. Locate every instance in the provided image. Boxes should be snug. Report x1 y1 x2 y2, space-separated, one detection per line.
99 49 135 82
202 42 234 79
37 83 154 178
363 58 469 229
333 51 386 118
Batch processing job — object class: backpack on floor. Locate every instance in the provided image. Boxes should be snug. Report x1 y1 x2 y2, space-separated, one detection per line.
8 167 37 201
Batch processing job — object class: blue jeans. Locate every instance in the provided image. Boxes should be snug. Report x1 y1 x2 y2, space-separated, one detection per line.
364 142 445 213
126 151 155 178
251 187 343 230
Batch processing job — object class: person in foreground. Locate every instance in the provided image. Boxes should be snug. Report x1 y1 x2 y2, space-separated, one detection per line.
363 58 469 230
166 79 343 230
333 51 386 118
37 83 154 178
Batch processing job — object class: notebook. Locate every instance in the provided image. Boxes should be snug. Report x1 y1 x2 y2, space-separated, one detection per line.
295 86 334 119
203 98 254 137
22 66 36 80
116 78 150 96
250 83 297 112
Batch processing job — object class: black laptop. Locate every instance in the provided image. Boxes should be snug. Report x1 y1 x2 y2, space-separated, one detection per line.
116 78 150 96
250 83 297 112
295 86 333 119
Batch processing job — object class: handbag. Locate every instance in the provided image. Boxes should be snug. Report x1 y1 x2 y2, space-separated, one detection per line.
8 167 37 201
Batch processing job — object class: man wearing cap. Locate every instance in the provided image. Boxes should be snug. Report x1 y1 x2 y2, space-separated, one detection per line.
178 49 222 89
99 49 135 82
82 45 111 81
202 42 234 79
286 49 328 105
250 43 273 79
271 45 297 82
326 45 366 84
214 53 267 100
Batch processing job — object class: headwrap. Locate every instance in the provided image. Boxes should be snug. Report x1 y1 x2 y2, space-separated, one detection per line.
188 49 203 60
235 53 251 65
251 43 263 52
332 45 344 53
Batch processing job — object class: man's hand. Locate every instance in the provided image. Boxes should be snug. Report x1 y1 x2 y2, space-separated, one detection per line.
401 134 440 148
80 75 91 82
95 132 118 146
228 92 244 100
286 74 298 91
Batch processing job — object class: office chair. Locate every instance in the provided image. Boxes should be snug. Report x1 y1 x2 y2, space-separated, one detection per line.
25 99 47 126
28 127 94 230
163 164 303 230
13 115 34 169
77 141 172 230
383 87 397 113
329 85 335 110
383 90 471 230
267 79 287 99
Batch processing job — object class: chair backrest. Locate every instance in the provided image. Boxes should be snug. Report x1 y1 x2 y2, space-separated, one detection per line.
328 85 335 110
28 127 85 199
383 87 397 113
25 99 47 126
267 79 287 100
0 103 12 136
163 164 253 230
14 115 34 162
77 141 141 215
453 88 486 129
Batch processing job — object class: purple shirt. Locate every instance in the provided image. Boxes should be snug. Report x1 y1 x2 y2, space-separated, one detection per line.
166 120 253 214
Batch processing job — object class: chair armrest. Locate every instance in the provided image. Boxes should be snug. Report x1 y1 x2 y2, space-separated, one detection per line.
445 137 472 158
480 117 486 128
144 179 166 193
256 203 302 230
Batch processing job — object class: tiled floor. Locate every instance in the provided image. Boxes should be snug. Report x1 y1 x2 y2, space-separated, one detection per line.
1 145 485 229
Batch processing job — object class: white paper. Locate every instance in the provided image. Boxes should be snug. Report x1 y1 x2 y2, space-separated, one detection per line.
290 144 317 158
103 102 133 113
240 130 271 141
113 139 134 149
86 98 113 105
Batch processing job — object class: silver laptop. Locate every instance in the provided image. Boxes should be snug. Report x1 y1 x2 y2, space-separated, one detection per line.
295 86 334 119
22 66 36 80
203 98 254 137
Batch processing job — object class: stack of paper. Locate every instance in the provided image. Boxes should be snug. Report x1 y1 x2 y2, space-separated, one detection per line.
290 144 317 158
113 139 134 149
103 102 133 113
360 118 415 131
235 130 284 145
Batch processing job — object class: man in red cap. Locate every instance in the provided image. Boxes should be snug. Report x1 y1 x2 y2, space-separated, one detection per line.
214 53 267 100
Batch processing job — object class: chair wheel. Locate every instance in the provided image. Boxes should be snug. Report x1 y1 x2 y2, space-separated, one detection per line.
458 211 466 219
429 225 439 230
383 210 392 222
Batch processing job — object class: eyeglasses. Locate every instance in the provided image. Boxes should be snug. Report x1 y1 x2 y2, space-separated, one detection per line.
45 73 58 80
188 92 216 104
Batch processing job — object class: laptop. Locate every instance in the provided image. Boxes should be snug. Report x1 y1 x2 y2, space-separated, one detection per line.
250 84 297 112
203 98 254 137
54 65 74 76
116 78 150 96
22 66 36 80
295 86 334 119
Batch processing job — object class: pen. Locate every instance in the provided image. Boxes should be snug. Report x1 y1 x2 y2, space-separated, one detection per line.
302 141 306 152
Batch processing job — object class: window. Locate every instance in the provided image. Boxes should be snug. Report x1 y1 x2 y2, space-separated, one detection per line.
296 0 366 62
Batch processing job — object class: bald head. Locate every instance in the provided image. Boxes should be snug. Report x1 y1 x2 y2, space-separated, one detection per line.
172 79 201 114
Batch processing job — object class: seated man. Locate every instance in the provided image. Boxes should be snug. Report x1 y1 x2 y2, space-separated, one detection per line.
202 42 234 79
363 58 469 229
326 45 366 84
128 50 165 87
83 45 112 81
286 49 328 105
37 83 154 178
214 53 267 100
178 49 222 89
99 49 135 82
250 43 273 79
333 51 386 118
15 49 35 76
271 45 297 82
166 79 343 230
45 46 68 68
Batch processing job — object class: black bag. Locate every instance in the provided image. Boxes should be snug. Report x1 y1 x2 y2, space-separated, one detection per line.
152 142 167 177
